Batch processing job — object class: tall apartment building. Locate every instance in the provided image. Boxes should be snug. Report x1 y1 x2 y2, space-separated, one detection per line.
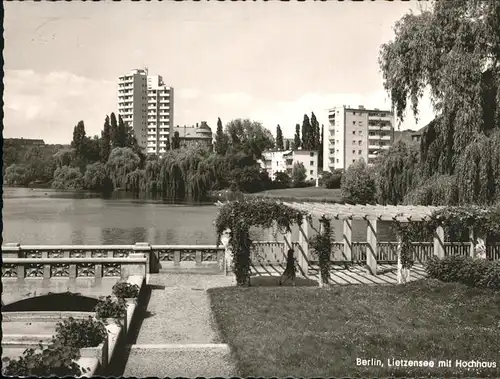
117 68 174 156
323 105 394 170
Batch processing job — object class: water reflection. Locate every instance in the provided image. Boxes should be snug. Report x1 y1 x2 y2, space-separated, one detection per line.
3 187 396 245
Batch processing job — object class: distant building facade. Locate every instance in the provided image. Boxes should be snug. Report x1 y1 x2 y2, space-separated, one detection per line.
117 68 174 157
173 122 213 150
4 138 45 147
260 149 319 182
323 105 395 170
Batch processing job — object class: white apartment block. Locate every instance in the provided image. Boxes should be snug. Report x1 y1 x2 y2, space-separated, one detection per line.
260 149 319 182
117 68 174 156
323 105 394 171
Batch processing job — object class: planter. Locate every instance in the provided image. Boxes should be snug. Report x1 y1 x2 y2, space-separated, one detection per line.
80 343 104 359
80 341 108 371
125 298 137 306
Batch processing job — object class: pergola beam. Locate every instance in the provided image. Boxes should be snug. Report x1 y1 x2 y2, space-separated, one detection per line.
283 201 443 222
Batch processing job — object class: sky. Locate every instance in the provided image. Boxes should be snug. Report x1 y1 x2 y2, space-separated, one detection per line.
3 0 435 144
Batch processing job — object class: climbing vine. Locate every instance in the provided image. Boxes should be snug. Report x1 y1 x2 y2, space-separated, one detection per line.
392 205 500 268
215 199 306 286
392 221 434 269
309 217 333 285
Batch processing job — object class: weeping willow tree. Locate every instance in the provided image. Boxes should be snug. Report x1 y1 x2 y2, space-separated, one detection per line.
375 140 421 205
379 1 500 206
123 146 220 201
106 147 141 189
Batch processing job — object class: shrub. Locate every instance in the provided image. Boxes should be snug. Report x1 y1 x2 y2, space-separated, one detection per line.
425 255 500 290
320 169 343 189
112 282 140 299
53 316 107 349
291 162 307 187
340 160 376 204
94 295 127 319
2 343 83 377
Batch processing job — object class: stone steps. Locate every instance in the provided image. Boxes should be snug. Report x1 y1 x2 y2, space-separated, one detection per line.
122 344 236 377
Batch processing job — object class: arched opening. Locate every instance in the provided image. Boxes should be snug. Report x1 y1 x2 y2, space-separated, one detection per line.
2 292 99 312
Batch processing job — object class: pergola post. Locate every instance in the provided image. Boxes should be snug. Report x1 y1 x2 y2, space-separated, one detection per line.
343 219 352 261
297 215 309 279
396 235 410 284
469 227 475 258
366 219 378 275
433 226 445 258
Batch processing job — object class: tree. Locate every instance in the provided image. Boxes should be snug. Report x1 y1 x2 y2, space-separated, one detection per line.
4 164 31 186
106 147 141 189
71 121 87 162
84 135 101 164
51 166 84 190
294 124 301 149
379 1 500 205
301 114 312 150
172 131 181 149
110 113 119 148
276 125 284 150
341 160 376 204
375 139 421 205
100 115 112 163
285 139 291 150
215 117 229 155
319 123 324 171
225 119 275 159
83 162 112 191
291 162 307 188
310 112 320 151
116 115 128 148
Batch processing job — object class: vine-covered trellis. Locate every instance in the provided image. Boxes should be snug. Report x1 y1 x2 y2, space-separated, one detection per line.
215 199 306 286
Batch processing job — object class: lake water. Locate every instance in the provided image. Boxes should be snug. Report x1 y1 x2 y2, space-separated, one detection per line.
2 187 395 246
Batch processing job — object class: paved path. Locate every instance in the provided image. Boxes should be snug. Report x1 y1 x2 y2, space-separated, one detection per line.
122 273 238 377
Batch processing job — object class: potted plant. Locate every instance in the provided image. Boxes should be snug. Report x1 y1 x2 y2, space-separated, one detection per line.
93 296 127 324
112 281 140 304
52 316 108 368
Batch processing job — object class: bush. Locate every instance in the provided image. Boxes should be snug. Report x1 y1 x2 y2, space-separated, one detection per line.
112 282 140 299
291 162 307 187
2 343 83 377
94 295 127 319
273 171 291 189
425 255 500 290
340 160 376 204
320 169 343 189
53 316 107 349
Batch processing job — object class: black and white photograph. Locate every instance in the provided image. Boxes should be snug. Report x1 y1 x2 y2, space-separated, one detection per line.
2 0 500 377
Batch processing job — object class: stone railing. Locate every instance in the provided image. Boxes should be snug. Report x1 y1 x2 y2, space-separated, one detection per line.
150 245 224 271
1 244 147 280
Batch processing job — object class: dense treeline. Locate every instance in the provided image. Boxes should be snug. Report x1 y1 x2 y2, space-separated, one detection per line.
5 115 307 201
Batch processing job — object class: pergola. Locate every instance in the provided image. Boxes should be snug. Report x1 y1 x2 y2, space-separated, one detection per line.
281 202 447 279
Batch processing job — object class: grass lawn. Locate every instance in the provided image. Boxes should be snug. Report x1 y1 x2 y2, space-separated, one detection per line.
208 279 500 378
248 187 343 203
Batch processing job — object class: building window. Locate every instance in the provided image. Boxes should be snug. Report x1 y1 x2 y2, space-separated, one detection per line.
352 150 355 154
310 152 314 157
353 112 356 116
359 150 362 154
336 159 339 163
310 170 313 175
352 131 356 135
353 159 356 163
310 161 314 166
353 121 356 125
